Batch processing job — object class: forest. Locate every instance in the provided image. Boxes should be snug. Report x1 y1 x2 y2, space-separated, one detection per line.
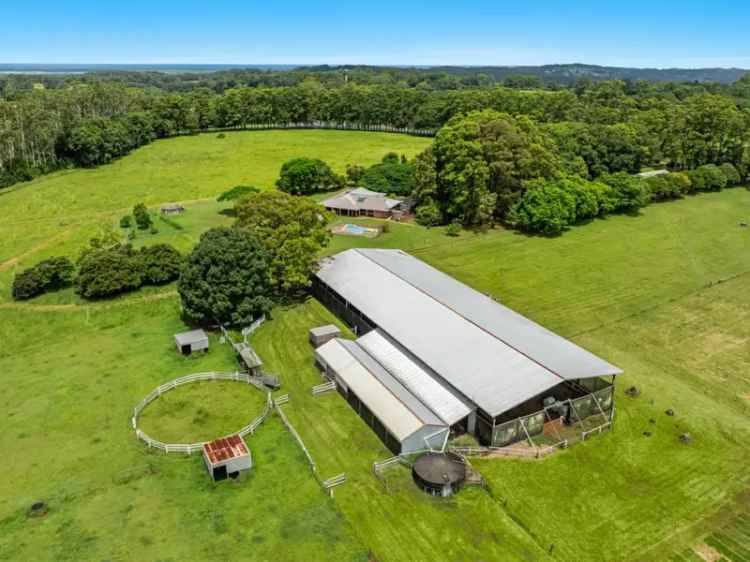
1 68 749 233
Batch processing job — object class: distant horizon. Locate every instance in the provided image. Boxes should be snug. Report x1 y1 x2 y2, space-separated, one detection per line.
4 1 749 69
1 62 749 72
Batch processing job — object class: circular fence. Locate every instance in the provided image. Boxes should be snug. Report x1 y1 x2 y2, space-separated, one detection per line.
132 371 272 454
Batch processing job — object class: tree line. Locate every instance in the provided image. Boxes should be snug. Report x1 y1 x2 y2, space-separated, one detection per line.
1 76 749 191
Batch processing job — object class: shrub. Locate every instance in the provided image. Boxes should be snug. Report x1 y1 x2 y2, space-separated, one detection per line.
178 227 274 326
720 163 741 185
216 133 226 139
361 158 415 195
217 185 260 202
11 257 75 300
558 176 599 220
699 164 728 191
120 215 132 228
133 203 152 230
446 221 462 237
643 173 691 201
687 168 707 191
139 244 183 285
415 200 442 226
75 245 143 299
276 157 343 195
149 224 158 235
600 172 648 212
508 184 577 235
345 164 365 185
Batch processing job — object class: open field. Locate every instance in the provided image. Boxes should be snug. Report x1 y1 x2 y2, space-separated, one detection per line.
1 130 749 561
0 300 368 562
0 129 430 300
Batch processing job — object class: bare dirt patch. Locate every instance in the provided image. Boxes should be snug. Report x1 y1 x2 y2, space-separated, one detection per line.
693 542 721 562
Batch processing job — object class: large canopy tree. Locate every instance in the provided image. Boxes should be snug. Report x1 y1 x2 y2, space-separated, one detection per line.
276 157 342 195
234 190 330 295
429 109 563 225
177 227 274 326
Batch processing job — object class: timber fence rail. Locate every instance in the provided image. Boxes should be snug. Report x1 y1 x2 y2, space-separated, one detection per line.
170 121 436 138
132 371 272 454
312 380 337 396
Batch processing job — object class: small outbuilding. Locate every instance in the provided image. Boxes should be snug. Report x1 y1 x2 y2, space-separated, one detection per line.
174 329 209 355
202 435 252 481
309 324 342 347
161 203 185 215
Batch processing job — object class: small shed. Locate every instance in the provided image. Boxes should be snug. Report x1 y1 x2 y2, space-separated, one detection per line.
161 203 185 215
233 341 263 374
175 329 209 355
202 435 252 481
309 324 342 347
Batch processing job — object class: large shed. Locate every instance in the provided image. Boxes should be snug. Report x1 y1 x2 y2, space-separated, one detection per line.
312 249 622 447
315 338 449 454
174 329 209 355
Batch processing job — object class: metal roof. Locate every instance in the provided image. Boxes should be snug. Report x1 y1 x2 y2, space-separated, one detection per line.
315 339 444 441
356 330 473 425
321 188 402 213
233 342 263 369
309 324 341 337
316 249 622 417
203 435 249 465
360 249 623 381
174 329 208 346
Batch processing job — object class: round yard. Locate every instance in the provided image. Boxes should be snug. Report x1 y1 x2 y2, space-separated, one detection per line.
137 380 268 444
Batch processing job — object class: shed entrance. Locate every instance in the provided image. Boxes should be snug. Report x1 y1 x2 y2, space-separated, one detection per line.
213 465 228 481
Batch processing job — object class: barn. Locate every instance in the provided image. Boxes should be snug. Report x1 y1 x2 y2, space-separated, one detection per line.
312 249 622 451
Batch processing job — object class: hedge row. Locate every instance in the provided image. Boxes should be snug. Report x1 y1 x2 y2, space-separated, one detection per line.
509 163 743 235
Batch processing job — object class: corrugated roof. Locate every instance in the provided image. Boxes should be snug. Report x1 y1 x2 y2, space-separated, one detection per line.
203 435 249 465
360 249 623 381
316 249 621 417
321 188 402 213
357 330 473 425
175 329 208 346
310 324 341 337
316 339 444 441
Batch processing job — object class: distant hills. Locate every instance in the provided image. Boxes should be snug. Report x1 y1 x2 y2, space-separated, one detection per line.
1 62 748 84
429 63 750 84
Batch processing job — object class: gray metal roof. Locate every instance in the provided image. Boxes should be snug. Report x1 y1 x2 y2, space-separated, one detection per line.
316 249 622 417
309 324 341 337
233 342 263 369
315 339 444 441
357 330 473 425
321 188 402 213
174 329 208 346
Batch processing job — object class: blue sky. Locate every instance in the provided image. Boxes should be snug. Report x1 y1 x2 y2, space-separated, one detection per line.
4 1 750 68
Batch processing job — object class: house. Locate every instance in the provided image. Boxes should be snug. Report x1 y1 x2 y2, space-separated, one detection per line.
312 249 622 453
321 188 403 218
174 329 209 355
202 435 252 481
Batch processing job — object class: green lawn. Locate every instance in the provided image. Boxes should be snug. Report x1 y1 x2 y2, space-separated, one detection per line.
0 129 430 296
0 300 367 562
1 129 749 561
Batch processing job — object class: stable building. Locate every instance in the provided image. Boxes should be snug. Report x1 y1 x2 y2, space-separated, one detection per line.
174 329 209 355
312 249 622 450
202 435 252 481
